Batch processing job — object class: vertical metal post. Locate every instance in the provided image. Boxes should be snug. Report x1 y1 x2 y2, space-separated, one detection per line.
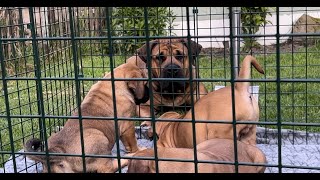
192 7 201 101
229 7 239 173
0 28 17 174
143 7 159 174
186 7 199 174
231 7 241 77
68 7 87 173
275 7 282 173
29 7 51 173
106 7 123 173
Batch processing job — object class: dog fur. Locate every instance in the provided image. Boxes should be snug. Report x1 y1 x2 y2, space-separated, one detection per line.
24 63 149 173
145 55 265 147
127 138 267 173
126 38 208 120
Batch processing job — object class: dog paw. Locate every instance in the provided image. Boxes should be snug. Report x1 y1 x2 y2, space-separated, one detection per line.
124 152 136 157
112 159 129 170
138 147 147 151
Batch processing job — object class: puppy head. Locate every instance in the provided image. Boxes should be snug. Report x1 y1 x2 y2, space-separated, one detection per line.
125 64 150 105
137 38 202 67
24 138 75 173
136 38 202 93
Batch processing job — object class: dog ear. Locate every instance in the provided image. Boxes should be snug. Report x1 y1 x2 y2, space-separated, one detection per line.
126 70 149 105
136 40 159 63
180 39 202 65
24 138 46 163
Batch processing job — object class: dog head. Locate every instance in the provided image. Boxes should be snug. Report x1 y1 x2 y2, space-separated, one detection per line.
24 138 80 173
25 133 118 173
136 38 202 94
125 64 150 105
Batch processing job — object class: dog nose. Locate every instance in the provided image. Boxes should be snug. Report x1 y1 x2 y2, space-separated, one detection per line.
165 64 180 76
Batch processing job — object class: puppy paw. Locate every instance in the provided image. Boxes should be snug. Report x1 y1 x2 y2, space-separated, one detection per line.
112 159 129 170
138 146 147 151
124 152 136 157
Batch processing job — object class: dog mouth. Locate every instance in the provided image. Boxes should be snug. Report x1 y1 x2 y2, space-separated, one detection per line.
159 81 186 94
159 64 186 94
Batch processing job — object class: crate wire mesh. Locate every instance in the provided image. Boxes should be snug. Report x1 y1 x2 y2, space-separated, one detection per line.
0 7 320 173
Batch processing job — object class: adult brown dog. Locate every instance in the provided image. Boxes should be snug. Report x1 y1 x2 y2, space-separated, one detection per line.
24 63 149 173
146 55 264 147
126 38 208 121
127 138 267 173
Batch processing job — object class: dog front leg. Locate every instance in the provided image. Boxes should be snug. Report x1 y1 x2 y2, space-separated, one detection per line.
136 104 152 118
137 104 160 127
120 124 140 153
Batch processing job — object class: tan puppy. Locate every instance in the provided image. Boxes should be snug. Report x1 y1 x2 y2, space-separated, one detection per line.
126 38 208 120
146 55 264 147
24 63 149 173
127 138 267 173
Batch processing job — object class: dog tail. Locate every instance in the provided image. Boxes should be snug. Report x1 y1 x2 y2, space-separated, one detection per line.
235 55 264 92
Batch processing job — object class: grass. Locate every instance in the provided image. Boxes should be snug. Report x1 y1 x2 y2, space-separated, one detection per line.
1 44 320 168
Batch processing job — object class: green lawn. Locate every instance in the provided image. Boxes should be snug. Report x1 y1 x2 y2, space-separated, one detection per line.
1 45 320 167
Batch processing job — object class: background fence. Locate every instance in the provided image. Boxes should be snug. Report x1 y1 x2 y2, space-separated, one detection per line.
0 7 320 173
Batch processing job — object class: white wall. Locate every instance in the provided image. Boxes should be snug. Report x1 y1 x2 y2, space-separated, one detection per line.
168 7 320 48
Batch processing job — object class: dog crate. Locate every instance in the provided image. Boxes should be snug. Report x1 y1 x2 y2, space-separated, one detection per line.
0 7 320 173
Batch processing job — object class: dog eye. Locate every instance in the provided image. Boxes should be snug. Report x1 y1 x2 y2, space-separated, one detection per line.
175 51 184 61
57 163 64 168
156 52 166 62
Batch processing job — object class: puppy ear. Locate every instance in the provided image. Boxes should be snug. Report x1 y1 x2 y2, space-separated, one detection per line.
136 40 159 63
24 138 46 163
126 71 149 105
180 38 202 65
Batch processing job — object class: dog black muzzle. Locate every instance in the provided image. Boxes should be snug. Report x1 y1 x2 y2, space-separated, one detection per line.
159 64 186 93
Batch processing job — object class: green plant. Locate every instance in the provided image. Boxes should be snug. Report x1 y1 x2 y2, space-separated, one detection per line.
107 7 176 55
240 7 274 51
